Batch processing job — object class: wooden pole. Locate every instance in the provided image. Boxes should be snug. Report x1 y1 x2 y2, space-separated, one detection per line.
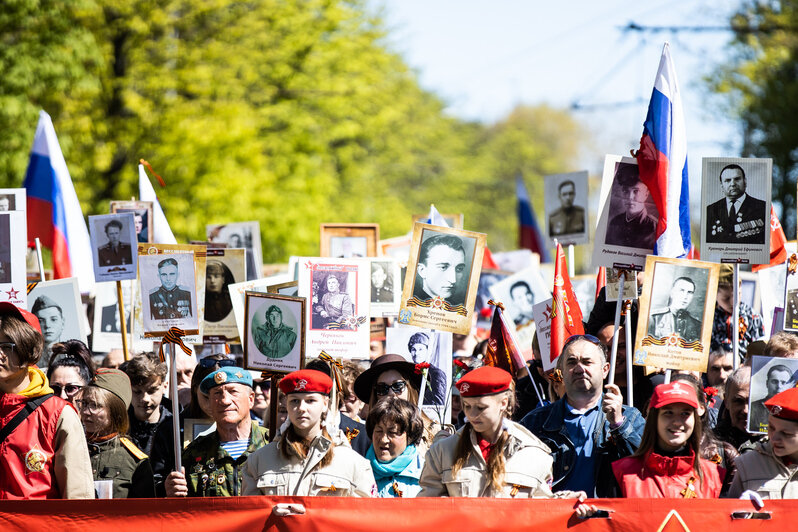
607 271 625 386
116 281 129 361
268 376 281 442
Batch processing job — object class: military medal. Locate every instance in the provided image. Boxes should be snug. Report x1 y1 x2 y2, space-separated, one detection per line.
217 472 226 485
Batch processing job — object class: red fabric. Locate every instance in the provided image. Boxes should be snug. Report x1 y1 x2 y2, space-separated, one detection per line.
27 197 72 279
765 387 798 421
549 243 584 365
456 366 511 397
752 206 787 272
0 303 42 334
650 382 699 409
612 451 724 499
477 437 493 462
481 247 499 270
482 306 526 374
595 267 606 300
279 369 333 395
0 393 68 499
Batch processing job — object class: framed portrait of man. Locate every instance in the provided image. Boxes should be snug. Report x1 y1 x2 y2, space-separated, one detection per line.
488 265 549 359
27 277 87 368
298 258 370 359
139 252 199 336
634 256 720 372
206 221 263 280
700 157 771 265
474 270 510 329
244 292 305 374
110 200 153 244
320 224 380 258
228 274 291 342
399 223 486 335
0 188 25 212
592 155 660 270
411 213 464 230
92 280 132 353
0 211 27 307
368 258 401 317
544 171 589 246
89 213 138 282
203 248 246 342
748 355 798 434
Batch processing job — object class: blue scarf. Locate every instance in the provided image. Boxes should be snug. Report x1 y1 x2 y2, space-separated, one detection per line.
367 444 417 480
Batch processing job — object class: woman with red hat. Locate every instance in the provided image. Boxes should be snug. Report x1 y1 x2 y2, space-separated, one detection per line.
242 369 376 496
728 387 798 499
612 381 724 498
418 366 581 499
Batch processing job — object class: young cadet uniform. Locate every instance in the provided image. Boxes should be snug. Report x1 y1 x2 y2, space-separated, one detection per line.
242 370 376 497
182 367 268 497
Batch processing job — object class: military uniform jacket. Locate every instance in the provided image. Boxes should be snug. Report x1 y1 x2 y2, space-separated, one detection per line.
242 432 376 497
418 421 557 498
548 206 585 237
606 209 657 250
253 323 297 358
706 194 767 244
183 424 268 497
88 435 155 498
97 242 132 266
149 286 192 319
647 308 702 343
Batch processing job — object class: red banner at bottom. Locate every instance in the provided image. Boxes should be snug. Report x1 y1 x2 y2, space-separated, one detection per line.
0 496 790 531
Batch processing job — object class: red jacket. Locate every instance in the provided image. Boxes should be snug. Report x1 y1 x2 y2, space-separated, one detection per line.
0 390 69 499
612 450 725 498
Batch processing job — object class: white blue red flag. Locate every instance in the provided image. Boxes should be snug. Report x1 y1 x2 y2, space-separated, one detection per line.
23 111 93 291
422 204 449 228
637 43 691 258
139 162 177 244
516 176 551 262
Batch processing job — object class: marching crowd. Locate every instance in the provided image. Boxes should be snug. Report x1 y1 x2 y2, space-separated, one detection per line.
1 261 797 510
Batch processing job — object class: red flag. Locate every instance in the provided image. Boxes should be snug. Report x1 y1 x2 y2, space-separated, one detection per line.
550 243 584 365
595 267 606 300
482 246 500 270
685 244 700 260
483 303 526 375
753 206 787 272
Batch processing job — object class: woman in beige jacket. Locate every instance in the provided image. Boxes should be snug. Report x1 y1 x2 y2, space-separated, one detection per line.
242 369 376 497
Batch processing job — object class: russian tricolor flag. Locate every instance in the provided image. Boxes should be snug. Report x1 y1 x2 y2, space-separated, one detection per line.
23 111 94 291
517 176 551 262
637 43 691 259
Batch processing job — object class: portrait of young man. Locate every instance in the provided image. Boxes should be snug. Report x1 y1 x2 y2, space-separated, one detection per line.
605 163 657 250
253 304 297 359
97 219 133 267
548 179 585 238
647 276 702 342
412 233 469 307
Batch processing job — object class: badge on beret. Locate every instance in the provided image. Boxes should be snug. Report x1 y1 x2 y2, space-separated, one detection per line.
235 371 244 379
459 383 470 394
295 378 308 391
771 405 783 416
214 371 227 384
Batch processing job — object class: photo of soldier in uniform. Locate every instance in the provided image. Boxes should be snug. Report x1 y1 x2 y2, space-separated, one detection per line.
149 258 193 319
647 276 702 342
27 278 87 369
244 292 305 373
90 213 138 282
748 355 798 434
544 171 588 245
311 270 356 329
604 163 658 250
371 261 394 303
252 304 297 358
385 325 452 410
97 219 133 266
139 252 198 335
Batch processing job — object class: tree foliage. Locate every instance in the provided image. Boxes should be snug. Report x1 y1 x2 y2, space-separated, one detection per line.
0 0 591 263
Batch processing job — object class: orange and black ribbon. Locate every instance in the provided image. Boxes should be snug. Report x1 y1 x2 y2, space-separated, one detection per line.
789 253 798 275
260 370 284 381
158 327 192 363
319 351 344 392
139 159 166 187
487 299 506 311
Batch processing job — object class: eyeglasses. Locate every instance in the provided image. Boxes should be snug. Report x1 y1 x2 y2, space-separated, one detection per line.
52 384 83 397
375 381 407 397
76 400 103 413
563 334 602 350
198 357 236 369
0 342 15 356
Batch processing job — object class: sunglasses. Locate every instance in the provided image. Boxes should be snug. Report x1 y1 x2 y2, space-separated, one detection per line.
563 334 602 349
375 381 407 397
52 384 83 397
198 358 236 369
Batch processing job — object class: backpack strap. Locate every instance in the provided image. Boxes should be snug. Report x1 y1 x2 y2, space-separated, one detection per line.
0 394 54 444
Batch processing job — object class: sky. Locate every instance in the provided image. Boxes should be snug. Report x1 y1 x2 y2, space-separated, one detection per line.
372 0 744 207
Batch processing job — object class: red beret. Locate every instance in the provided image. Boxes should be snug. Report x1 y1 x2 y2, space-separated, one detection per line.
0 302 41 334
279 369 333 395
765 387 798 421
650 381 698 409
456 366 512 397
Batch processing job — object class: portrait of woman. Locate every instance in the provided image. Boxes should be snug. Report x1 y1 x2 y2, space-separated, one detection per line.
204 260 235 322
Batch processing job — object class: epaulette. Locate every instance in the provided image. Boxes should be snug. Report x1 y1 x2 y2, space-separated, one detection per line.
120 436 148 461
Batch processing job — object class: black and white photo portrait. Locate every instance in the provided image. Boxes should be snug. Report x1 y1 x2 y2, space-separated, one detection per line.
140 252 198 334
206 221 263 281
748 355 798 434
0 215 10 284
489 265 549 328
311 269 356 330
0 189 25 213
545 171 589 245
89 213 138 282
0 194 15 212
330 236 367 258
706 164 767 244
253 304 297 358
605 163 658 250
412 232 475 307
111 201 153 244
369 259 401 317
27 278 87 368
386 325 452 410
647 275 702 342
244 292 305 374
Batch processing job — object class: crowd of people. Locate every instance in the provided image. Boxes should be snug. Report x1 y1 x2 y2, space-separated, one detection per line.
1 258 797 512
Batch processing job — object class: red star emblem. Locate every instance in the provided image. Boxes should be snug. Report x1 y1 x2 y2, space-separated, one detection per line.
5 287 19 300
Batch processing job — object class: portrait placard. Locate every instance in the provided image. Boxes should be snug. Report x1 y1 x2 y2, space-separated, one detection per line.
748 355 798 434
700 157 771 264
532 298 555 372
544 171 589 246
110 201 153 244
634 256 719 372
592 155 659 270
244 292 305 374
369 258 401 317
385 324 452 423
229 274 291 342
89 213 138 282
203 248 246 342
92 280 132 353
399 223 486 335
605 269 638 302
298 258 370 359
320 223 379 258
206 221 263 280
27 277 87 367
0 188 25 212
411 213 464 230
0 211 27 307
739 271 761 314
475 270 510 329
489 265 549 359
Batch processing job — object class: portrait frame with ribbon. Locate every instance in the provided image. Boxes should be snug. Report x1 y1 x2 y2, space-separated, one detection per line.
243 291 306 374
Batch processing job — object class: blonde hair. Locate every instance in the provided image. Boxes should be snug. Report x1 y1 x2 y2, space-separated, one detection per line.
279 425 334 469
80 386 129 441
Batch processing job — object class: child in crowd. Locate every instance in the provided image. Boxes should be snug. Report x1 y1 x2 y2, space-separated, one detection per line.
121 353 170 456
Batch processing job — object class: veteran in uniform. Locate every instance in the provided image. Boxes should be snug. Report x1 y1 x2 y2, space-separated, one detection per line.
165 366 268 497
706 163 767 244
149 258 193 319
97 220 132 266
605 165 657 250
647 277 702 343
548 180 585 238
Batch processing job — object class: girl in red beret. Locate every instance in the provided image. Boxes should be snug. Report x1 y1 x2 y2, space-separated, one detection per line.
612 381 724 498
418 366 591 504
242 369 376 496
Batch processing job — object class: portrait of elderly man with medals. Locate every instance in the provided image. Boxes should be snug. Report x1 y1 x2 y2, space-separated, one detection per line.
149 257 193 320
705 163 766 244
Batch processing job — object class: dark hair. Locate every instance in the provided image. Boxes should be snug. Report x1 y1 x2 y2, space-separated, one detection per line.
615 163 641 187
768 364 792 379
188 354 225 419
418 234 465 266
123 352 167 387
558 180 575 193
719 163 745 182
672 276 695 290
104 219 123 232
206 260 234 289
366 397 423 446
157 257 178 269
48 340 96 384
266 305 283 319
509 281 531 297
0 313 43 366
407 332 429 351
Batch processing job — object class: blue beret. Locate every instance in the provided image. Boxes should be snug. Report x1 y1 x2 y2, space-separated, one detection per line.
200 366 253 394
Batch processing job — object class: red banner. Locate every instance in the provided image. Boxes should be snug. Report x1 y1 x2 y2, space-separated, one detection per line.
0 497 791 531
